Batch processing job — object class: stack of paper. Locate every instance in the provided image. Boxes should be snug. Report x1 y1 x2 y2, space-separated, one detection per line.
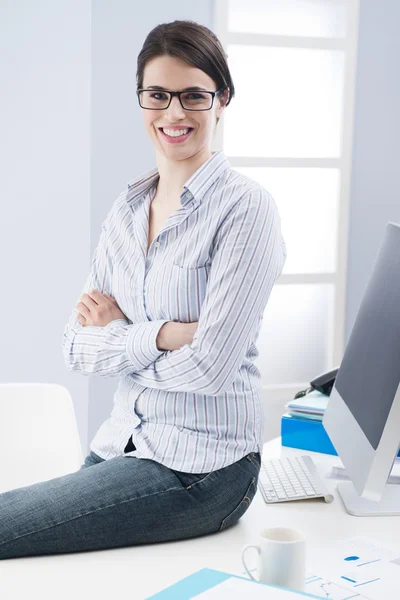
285 389 329 422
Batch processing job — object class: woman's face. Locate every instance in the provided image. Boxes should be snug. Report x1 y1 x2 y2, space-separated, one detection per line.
140 55 228 160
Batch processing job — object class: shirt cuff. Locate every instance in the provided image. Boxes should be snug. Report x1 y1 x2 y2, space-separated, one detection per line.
107 318 130 327
126 320 169 368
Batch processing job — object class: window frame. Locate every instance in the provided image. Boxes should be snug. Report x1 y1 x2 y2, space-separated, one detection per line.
212 0 361 385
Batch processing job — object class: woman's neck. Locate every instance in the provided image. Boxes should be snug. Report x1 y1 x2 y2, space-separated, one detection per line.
154 147 214 206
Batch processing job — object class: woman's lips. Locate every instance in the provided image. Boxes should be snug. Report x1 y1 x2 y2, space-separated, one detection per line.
158 127 194 144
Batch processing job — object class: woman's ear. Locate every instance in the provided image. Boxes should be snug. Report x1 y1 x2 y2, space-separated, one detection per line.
216 87 230 120
220 87 230 108
224 87 230 106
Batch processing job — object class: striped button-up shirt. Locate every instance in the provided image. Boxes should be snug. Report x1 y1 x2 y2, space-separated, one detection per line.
63 150 287 473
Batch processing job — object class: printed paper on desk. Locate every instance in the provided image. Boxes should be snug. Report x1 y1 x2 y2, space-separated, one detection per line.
238 567 368 600
309 537 400 600
305 573 367 599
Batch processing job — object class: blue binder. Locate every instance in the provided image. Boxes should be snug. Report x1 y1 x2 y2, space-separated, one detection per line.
281 413 400 456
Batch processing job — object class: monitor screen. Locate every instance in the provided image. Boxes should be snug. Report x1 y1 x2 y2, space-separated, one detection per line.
335 224 400 450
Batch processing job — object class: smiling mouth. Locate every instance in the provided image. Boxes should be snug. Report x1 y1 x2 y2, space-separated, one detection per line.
158 127 194 133
158 127 194 141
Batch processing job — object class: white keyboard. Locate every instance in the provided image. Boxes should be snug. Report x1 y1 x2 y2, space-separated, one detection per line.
258 455 334 504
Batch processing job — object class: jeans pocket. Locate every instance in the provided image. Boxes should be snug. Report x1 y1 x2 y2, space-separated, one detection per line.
246 452 261 470
218 476 257 532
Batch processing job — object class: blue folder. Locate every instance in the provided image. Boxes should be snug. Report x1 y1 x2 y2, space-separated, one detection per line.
146 567 322 599
281 413 400 456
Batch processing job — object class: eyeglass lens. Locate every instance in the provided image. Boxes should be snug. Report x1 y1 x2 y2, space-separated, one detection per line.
139 90 213 110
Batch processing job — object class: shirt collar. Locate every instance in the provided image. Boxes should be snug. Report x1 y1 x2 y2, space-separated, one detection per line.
126 150 231 209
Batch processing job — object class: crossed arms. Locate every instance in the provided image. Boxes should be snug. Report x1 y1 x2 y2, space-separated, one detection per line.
62 187 286 395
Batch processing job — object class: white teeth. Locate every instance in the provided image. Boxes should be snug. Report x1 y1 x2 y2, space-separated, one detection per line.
162 128 190 137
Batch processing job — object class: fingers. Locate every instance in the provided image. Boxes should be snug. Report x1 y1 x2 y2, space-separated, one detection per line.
87 290 101 304
74 290 123 328
76 303 90 318
79 292 98 309
76 312 87 326
103 292 117 304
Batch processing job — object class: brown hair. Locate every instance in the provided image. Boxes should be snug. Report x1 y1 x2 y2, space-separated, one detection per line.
136 20 234 128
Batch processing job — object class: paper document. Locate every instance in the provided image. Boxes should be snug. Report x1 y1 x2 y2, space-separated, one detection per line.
309 537 400 600
239 567 367 600
286 390 329 415
305 574 366 599
147 567 322 599
193 576 318 598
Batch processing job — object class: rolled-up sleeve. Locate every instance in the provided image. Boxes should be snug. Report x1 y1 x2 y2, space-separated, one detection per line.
126 187 287 394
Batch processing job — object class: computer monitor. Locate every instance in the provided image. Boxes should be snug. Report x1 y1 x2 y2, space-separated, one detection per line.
323 222 400 516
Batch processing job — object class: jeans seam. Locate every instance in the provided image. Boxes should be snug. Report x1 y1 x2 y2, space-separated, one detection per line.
247 453 261 469
178 454 258 490
0 483 191 549
219 476 256 531
184 470 214 489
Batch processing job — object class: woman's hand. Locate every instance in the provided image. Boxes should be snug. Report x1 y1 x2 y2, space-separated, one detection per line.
156 321 199 351
76 290 128 327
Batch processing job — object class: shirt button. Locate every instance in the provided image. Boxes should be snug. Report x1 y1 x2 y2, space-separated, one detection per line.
185 191 192 199
155 241 160 247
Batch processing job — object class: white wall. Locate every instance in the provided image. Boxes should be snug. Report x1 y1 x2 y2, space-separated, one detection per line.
0 0 214 456
344 0 400 344
0 0 91 450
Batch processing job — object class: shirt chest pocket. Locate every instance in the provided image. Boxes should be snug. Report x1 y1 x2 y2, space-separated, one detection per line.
162 262 211 323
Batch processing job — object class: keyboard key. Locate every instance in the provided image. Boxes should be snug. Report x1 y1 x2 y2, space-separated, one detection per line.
276 491 287 499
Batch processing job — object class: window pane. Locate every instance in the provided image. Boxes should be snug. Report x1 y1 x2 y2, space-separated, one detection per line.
234 167 340 273
225 45 345 157
228 0 348 38
254 284 334 385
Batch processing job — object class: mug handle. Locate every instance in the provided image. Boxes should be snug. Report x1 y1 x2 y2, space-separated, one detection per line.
241 544 261 581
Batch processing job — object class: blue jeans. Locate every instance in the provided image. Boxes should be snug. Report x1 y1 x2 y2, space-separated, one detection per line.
0 446 261 560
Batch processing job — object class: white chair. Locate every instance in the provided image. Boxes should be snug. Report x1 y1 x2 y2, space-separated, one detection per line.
0 383 84 493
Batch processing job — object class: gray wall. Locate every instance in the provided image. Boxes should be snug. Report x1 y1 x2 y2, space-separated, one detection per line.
0 0 91 450
344 0 400 344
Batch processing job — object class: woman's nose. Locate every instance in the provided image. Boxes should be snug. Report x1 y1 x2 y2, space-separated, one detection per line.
165 95 186 119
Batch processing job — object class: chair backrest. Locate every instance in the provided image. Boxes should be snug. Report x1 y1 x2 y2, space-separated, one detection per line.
0 383 84 492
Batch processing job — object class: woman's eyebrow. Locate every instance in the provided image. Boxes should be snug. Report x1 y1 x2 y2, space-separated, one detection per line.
146 85 208 91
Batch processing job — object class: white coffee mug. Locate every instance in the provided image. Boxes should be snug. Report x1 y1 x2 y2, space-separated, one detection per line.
241 527 306 591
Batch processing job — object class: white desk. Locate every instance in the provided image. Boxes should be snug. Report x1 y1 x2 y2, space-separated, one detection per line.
1 438 399 599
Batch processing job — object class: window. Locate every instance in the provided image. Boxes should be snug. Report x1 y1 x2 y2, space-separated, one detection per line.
213 0 360 390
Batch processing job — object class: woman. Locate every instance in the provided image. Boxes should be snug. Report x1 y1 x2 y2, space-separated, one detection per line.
0 20 286 560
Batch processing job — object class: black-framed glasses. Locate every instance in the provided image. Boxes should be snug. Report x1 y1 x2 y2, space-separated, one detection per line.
137 88 224 111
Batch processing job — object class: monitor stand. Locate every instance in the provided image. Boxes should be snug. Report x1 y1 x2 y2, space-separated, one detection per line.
337 482 400 516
